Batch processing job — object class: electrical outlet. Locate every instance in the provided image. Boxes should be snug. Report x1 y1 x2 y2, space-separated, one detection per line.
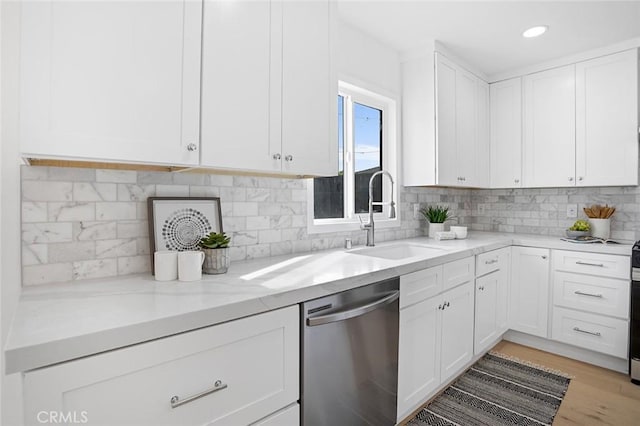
477 204 486 214
566 204 578 218
413 204 420 219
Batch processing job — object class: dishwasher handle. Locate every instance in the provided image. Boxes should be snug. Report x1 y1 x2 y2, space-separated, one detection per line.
306 291 399 327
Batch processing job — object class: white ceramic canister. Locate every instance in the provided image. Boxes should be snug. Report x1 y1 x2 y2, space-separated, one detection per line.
589 218 611 240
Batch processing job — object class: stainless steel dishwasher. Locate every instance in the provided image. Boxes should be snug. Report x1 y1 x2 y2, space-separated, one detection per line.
301 278 399 425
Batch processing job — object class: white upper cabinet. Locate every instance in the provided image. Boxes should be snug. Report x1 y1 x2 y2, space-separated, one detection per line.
435 54 458 186
402 50 489 188
490 77 523 188
200 0 275 172
200 0 336 176
281 0 336 176
476 79 490 188
575 49 639 186
20 0 202 166
523 64 576 188
454 66 479 186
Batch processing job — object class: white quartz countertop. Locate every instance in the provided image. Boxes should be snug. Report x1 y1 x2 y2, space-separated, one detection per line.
5 231 632 374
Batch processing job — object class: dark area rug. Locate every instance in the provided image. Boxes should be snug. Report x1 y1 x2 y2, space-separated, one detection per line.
407 352 572 426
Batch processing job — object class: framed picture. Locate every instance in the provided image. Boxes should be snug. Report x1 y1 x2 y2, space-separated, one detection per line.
147 197 223 269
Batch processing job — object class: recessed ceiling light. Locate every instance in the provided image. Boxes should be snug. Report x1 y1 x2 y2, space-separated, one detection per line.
522 26 548 38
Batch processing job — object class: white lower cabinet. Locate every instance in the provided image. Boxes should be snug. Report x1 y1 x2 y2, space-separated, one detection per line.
474 267 509 355
474 247 511 355
550 250 630 360
440 282 475 382
397 261 474 421
397 295 442 418
510 246 550 337
551 307 629 358
23 306 299 426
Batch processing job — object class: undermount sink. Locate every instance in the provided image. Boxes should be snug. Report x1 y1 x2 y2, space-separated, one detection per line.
348 243 445 260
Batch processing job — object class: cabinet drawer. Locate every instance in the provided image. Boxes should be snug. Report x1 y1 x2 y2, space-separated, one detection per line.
252 403 299 426
476 247 510 277
23 306 299 426
400 265 443 308
443 257 475 291
553 271 629 319
553 250 630 279
551 306 628 358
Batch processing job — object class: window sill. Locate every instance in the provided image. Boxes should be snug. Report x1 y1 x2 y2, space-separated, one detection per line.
307 216 401 235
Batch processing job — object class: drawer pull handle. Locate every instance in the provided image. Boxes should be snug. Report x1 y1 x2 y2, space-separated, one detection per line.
574 290 603 298
170 380 227 409
484 259 498 265
575 261 604 267
573 327 601 337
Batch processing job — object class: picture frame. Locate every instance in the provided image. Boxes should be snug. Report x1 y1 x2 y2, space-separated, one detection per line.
147 197 223 270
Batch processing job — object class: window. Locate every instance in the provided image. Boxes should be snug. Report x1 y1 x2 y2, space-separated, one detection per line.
308 81 398 233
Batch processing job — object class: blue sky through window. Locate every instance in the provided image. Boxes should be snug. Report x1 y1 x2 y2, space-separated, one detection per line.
353 102 382 172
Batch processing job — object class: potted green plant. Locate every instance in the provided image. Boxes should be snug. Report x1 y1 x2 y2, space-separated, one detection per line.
200 232 231 274
420 205 451 238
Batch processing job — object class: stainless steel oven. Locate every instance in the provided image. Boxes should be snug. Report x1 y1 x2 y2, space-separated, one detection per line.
630 242 640 384
301 278 399 425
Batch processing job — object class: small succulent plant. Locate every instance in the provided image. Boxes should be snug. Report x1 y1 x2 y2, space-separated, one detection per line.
200 232 231 249
420 205 451 223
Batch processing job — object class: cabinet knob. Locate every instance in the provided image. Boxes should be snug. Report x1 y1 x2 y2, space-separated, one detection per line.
272 153 281 160
438 304 443 310
542 255 547 259
514 179 520 184
285 155 293 162
444 301 450 307
461 177 466 182
578 176 583 181
186 143 198 152
568 177 574 182
478 286 485 291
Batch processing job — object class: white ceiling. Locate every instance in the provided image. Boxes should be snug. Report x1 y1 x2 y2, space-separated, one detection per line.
337 1 640 78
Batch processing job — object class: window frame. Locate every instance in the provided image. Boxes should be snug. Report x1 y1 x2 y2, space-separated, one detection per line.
307 80 399 234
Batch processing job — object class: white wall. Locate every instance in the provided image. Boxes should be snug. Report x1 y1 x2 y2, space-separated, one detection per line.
336 19 402 98
2 1 24 424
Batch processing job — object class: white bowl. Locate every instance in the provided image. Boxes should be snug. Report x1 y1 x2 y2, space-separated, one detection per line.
450 226 468 239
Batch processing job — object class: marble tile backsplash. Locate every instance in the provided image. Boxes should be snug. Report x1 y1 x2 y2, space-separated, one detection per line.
23 165 638 286
20 166 472 286
471 186 640 241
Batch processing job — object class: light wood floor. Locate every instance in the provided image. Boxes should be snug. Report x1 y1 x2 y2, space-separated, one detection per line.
492 341 640 426
401 341 640 425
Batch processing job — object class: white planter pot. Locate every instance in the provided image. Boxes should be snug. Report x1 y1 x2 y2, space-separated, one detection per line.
202 248 230 274
589 218 611 240
428 223 445 238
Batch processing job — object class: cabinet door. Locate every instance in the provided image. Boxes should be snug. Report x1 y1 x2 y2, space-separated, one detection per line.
474 272 499 355
576 49 639 186
20 1 201 166
510 247 550 337
490 78 523 188
435 53 459 186
397 297 442 420
200 0 278 172
440 281 474 383
496 266 510 334
523 65 576 187
475 79 490 188
456 68 479 186
281 0 337 176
